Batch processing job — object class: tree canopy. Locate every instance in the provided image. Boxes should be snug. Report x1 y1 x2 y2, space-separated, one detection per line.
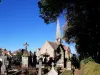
38 0 100 63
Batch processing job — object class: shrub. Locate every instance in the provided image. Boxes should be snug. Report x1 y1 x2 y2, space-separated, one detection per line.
81 57 94 64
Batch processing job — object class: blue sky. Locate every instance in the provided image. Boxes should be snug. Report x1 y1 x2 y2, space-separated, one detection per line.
0 0 76 53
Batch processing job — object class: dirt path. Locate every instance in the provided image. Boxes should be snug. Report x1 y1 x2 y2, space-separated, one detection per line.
74 69 80 75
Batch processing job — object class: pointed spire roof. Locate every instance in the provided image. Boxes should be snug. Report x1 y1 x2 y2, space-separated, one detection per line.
56 19 61 39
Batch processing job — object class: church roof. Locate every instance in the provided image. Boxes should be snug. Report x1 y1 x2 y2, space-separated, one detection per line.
47 41 58 50
47 41 71 53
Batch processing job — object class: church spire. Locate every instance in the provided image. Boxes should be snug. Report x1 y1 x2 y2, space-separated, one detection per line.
56 19 61 44
56 19 60 39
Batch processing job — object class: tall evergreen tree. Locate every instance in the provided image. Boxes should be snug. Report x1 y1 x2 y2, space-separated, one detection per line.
38 0 100 63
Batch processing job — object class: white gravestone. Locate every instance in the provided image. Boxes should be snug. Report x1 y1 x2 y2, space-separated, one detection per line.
22 57 28 68
67 61 71 70
48 63 58 75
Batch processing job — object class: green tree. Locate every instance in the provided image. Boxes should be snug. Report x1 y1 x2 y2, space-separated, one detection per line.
38 0 100 63
16 51 22 57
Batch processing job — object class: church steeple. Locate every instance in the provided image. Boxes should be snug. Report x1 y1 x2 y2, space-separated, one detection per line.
56 19 61 44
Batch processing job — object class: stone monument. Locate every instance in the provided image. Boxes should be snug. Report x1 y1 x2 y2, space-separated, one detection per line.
22 42 29 68
56 48 64 68
0 52 7 74
48 63 58 75
22 56 28 68
38 58 42 75
67 61 71 70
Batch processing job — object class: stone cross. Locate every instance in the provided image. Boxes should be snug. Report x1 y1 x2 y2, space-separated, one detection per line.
38 59 42 75
51 62 54 68
24 42 29 50
1 52 6 74
48 62 58 75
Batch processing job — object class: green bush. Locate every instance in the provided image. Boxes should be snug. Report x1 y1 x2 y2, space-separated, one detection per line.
81 57 94 64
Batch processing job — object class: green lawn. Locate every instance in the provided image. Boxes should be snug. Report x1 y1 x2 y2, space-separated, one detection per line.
81 61 100 75
60 70 71 75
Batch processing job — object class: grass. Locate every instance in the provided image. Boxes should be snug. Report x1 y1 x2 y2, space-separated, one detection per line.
81 61 100 75
60 70 71 75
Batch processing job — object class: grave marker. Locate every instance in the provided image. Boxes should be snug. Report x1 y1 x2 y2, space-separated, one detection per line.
0 52 7 74
48 63 58 75
67 61 71 70
22 56 28 68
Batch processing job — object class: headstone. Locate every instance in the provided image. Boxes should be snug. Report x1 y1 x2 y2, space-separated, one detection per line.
22 56 28 68
36 64 44 68
48 63 58 75
56 48 64 68
37 58 45 75
56 60 64 68
0 53 7 74
38 60 42 75
67 61 71 70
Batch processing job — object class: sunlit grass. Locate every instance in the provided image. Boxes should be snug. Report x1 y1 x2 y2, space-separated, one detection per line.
82 62 100 75
60 70 71 75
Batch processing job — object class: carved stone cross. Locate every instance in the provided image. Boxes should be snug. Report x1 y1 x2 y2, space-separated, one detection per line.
24 42 29 50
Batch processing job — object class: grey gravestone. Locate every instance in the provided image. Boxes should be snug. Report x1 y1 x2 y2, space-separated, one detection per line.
67 61 71 70
38 59 42 75
0 53 7 74
22 56 28 68
37 58 44 75
48 63 58 75
56 48 64 68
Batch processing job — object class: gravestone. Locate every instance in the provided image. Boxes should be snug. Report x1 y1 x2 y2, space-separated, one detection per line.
48 63 58 75
22 56 28 68
36 64 44 69
0 53 7 74
67 61 71 70
22 42 29 68
56 48 64 68
37 58 45 75
38 59 42 75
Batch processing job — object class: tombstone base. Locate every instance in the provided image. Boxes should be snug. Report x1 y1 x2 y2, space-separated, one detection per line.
67 62 71 70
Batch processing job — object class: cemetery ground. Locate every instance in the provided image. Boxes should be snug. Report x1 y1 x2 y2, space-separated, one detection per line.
1 60 100 75
1 49 100 75
58 60 100 75
72 60 100 75
80 61 100 75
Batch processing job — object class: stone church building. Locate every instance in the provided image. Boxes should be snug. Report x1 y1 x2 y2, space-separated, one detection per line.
36 19 72 68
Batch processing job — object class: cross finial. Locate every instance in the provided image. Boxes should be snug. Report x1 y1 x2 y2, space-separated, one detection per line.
52 62 54 67
24 42 29 50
